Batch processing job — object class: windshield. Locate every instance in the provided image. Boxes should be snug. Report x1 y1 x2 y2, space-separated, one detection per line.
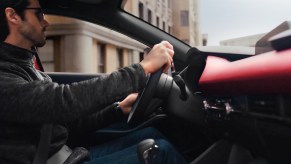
124 0 291 47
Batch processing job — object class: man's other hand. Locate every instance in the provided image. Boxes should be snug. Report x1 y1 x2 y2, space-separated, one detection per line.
119 93 139 114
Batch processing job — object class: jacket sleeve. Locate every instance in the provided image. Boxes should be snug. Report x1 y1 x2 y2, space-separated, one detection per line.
0 64 146 124
67 103 125 133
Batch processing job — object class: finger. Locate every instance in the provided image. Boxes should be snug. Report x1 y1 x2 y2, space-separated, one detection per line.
169 55 173 63
163 57 172 73
128 93 138 104
163 53 172 67
167 48 174 58
161 41 174 50
130 93 138 99
163 66 169 73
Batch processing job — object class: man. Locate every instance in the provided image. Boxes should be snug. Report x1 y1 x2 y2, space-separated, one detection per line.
0 0 187 163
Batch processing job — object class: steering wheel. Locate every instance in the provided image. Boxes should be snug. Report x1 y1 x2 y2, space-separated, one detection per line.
127 69 163 126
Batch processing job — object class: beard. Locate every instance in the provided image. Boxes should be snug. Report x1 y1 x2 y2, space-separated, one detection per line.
34 36 46 47
27 32 46 48
20 23 47 48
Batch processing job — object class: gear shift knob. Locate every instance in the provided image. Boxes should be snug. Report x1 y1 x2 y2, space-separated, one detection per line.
137 139 159 164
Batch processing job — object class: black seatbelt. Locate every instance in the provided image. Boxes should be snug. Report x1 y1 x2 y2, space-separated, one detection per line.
31 47 52 164
33 124 53 164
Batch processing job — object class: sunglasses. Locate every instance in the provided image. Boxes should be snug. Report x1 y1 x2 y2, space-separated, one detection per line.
24 7 45 21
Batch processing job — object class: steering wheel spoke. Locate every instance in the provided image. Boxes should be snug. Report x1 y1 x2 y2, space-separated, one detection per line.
127 69 163 126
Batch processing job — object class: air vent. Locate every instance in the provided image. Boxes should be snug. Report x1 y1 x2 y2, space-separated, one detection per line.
248 96 279 115
282 97 291 117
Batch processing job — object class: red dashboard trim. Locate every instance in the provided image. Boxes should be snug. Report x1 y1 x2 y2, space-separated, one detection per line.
199 49 291 95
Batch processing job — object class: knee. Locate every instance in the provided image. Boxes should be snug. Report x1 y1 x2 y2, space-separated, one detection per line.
142 127 164 139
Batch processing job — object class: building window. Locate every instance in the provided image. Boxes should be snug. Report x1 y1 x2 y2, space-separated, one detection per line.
168 0 172 8
117 48 124 69
156 16 160 27
97 44 105 73
147 9 152 23
203 39 207 46
163 21 166 31
181 10 189 26
139 2 144 19
168 26 171 34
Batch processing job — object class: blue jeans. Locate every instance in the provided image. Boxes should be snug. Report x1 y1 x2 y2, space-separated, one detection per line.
85 127 187 164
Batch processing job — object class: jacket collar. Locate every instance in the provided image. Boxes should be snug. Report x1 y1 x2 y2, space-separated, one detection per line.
0 42 36 65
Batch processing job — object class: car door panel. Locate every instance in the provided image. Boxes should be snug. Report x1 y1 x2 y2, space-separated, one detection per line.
47 72 105 84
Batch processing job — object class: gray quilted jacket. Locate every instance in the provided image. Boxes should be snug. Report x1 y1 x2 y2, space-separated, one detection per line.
0 42 146 164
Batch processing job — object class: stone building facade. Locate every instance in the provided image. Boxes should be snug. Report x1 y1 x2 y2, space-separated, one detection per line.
39 0 201 73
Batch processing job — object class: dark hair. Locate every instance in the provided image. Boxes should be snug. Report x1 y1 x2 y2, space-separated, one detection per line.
0 0 30 41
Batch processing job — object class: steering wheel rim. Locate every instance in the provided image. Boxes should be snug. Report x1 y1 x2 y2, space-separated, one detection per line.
127 69 163 126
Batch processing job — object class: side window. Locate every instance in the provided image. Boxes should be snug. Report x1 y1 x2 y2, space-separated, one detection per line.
124 1 200 47
38 37 60 72
39 15 146 73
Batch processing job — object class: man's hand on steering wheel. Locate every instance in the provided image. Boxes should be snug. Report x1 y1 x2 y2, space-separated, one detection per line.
139 41 174 74
125 41 175 125
119 41 174 117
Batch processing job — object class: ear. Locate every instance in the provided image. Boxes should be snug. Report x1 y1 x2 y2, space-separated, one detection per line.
5 7 21 25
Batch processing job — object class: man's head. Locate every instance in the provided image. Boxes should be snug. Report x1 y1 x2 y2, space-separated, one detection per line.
0 0 49 49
